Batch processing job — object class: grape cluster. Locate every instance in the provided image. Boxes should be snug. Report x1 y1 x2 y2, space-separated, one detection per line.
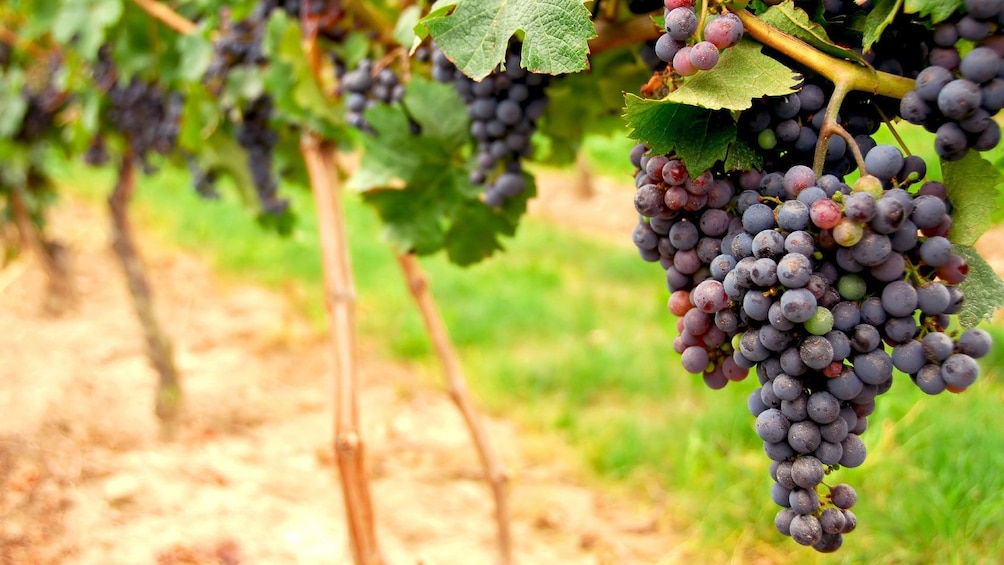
236 95 288 215
204 8 268 82
631 137 991 551
106 77 182 172
16 87 63 143
431 43 549 206
340 59 405 133
655 2 744 75
899 1 1004 160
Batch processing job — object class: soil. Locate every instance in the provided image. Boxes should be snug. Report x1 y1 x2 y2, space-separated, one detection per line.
0 197 679 565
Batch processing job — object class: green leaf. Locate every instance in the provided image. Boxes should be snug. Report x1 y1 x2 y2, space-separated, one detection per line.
394 6 422 48
53 0 123 60
903 0 965 23
263 12 342 136
195 134 259 205
178 84 224 155
954 244 1004 328
724 137 763 172
420 0 596 80
624 95 737 174
943 152 1003 247
0 69 28 138
537 47 651 165
660 40 801 111
759 1 866 64
176 31 214 83
351 78 528 263
862 0 903 52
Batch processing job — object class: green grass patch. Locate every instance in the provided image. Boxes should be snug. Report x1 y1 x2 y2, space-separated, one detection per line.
50 153 1004 564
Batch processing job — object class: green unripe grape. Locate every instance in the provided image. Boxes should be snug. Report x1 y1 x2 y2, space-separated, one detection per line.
837 274 867 300
832 217 864 247
853 175 883 198
804 306 834 335
758 129 778 150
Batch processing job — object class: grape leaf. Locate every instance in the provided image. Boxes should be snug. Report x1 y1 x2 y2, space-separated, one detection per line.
418 0 596 81
53 0 123 60
903 0 965 23
349 78 526 264
538 48 651 165
0 69 28 138
623 95 736 173
724 137 763 173
660 40 801 111
175 31 214 83
263 12 342 137
943 152 1004 247
954 244 1004 328
444 174 535 265
862 0 903 53
760 1 866 64
394 6 422 49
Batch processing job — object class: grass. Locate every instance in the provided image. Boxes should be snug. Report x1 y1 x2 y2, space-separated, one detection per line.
49 135 1004 564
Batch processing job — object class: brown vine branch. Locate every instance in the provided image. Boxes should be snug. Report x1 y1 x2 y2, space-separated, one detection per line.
8 185 74 312
301 134 384 565
108 150 183 440
396 252 513 565
0 24 48 58
345 3 397 47
589 14 662 56
129 0 197 35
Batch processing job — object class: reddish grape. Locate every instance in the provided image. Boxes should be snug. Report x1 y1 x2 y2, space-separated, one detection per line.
937 254 969 284
810 198 842 229
668 289 693 316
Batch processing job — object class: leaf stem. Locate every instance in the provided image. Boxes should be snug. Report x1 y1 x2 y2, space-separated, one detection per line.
730 8 915 100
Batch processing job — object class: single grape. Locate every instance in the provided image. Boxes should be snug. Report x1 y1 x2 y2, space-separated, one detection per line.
864 145 904 181
689 41 720 71
704 12 744 49
810 198 842 229
666 7 698 41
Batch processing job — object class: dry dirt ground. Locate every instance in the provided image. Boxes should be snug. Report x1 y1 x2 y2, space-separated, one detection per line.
0 196 681 565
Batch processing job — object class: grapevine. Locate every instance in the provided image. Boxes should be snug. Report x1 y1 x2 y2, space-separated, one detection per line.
2 0 1004 563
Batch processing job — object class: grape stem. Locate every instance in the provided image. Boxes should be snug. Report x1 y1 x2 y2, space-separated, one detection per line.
873 103 913 157
812 81 851 176
590 14 663 55
731 8 916 177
